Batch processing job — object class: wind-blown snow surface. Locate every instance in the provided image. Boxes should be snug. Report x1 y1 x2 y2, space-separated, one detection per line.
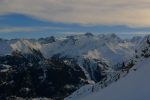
67 58 150 100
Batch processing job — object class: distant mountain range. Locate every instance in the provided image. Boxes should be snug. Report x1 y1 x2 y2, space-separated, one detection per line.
0 33 149 100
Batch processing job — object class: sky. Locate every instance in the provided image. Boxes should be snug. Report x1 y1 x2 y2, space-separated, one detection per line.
0 0 150 39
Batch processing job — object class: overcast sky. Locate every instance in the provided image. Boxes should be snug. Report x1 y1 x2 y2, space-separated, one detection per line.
1 0 150 27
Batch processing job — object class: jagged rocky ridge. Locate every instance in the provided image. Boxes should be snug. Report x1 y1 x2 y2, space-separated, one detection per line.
0 50 87 100
0 33 144 100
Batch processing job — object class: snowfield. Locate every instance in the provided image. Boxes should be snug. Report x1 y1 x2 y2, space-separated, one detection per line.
66 58 150 100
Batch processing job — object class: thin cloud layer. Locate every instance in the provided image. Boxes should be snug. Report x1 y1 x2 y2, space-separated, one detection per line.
0 0 150 27
0 26 66 33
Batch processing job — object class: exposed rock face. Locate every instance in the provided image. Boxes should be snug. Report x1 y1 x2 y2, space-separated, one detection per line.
0 53 87 100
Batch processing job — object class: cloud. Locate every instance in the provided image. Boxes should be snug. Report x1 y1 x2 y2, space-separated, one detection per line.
0 0 150 27
0 26 66 33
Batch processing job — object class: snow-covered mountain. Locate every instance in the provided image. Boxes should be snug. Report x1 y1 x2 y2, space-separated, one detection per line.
41 33 134 66
65 34 150 100
11 39 42 54
0 33 135 64
0 33 146 100
0 33 136 82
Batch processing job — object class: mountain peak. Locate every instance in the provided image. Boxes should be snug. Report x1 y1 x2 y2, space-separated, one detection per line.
38 36 56 44
11 39 41 54
84 32 94 37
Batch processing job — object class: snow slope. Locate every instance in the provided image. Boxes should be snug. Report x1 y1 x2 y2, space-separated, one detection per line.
67 58 150 100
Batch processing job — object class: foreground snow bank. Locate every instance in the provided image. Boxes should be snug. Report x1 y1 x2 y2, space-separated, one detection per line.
70 58 150 100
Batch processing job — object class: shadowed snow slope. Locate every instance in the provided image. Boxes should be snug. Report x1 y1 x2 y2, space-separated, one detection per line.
68 58 150 100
